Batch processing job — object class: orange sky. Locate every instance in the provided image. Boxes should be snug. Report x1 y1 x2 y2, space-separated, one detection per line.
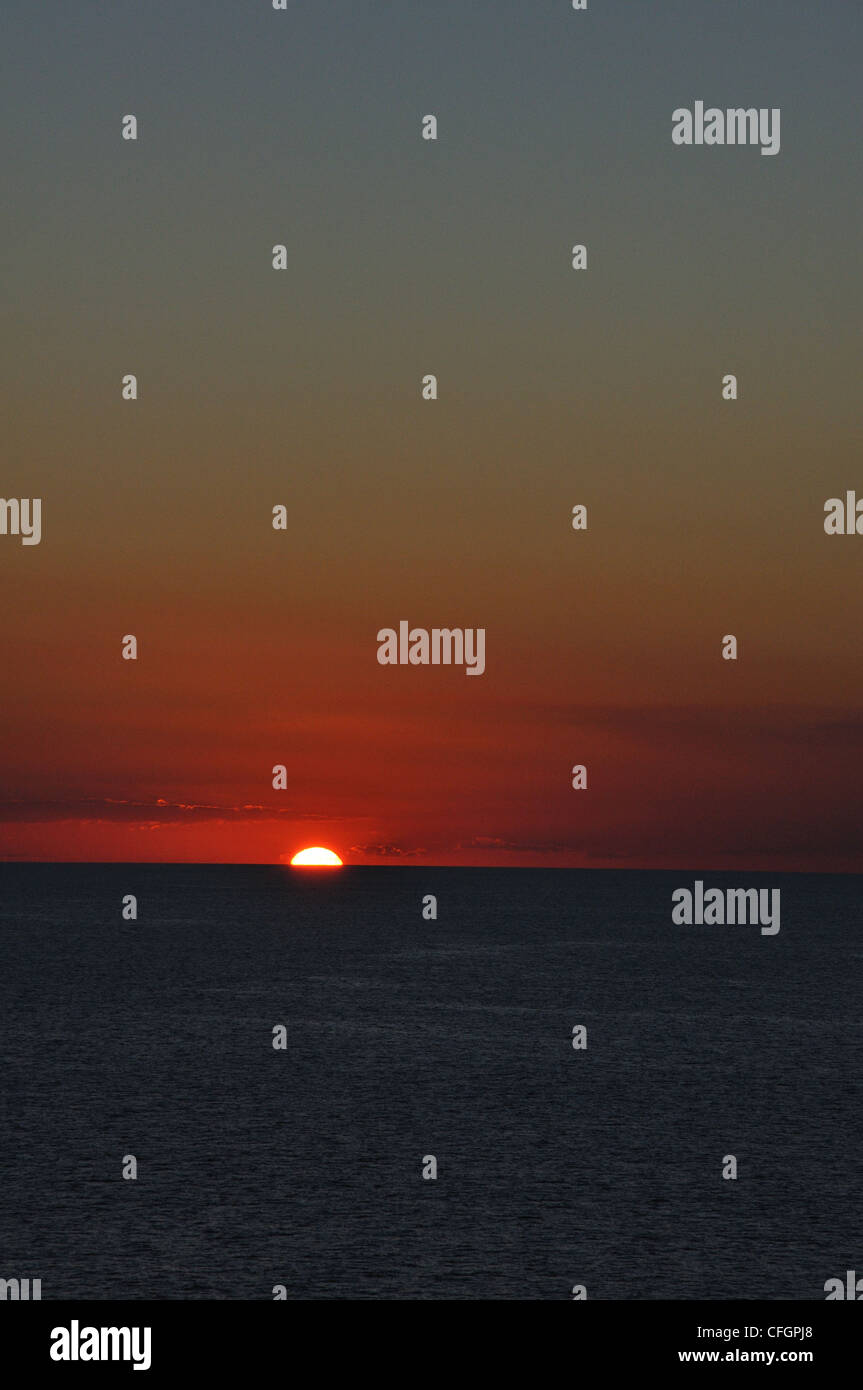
3 1 862 868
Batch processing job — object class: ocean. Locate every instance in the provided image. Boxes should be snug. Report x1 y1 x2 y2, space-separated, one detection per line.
0 865 859 1300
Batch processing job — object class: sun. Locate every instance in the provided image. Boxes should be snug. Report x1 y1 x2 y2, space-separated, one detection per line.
290 847 343 867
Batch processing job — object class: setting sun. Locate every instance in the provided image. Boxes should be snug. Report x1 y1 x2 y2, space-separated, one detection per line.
290 847 343 867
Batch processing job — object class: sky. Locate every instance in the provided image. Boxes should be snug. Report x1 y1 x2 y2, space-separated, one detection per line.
2 0 862 867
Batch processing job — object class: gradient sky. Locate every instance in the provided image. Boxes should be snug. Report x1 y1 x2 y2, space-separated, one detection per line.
2 0 862 867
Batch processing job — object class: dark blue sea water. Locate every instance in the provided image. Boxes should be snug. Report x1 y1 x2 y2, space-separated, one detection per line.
0 866 859 1300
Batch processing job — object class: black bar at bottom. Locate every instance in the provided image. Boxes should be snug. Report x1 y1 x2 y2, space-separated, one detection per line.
0 1301 857 1378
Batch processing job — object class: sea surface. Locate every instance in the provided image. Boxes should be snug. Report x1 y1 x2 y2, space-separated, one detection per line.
0 865 859 1300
